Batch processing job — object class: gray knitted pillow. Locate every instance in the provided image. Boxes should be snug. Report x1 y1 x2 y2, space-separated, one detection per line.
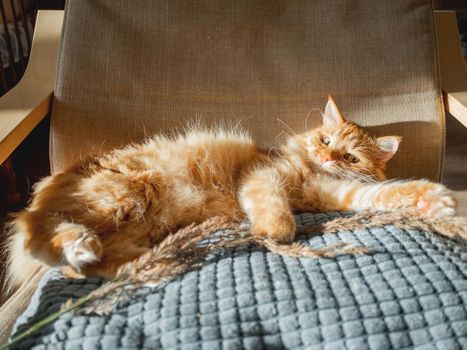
11 213 467 349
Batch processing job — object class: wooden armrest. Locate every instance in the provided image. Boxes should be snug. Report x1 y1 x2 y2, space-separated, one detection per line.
444 91 467 127
0 10 64 165
454 191 467 218
435 11 467 127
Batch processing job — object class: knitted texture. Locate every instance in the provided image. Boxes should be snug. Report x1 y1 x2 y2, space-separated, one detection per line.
11 213 467 349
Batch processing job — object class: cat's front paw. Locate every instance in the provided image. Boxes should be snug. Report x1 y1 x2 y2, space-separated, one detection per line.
416 184 456 217
250 211 296 243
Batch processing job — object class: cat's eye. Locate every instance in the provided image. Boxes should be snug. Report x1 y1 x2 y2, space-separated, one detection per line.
321 136 330 145
344 153 359 163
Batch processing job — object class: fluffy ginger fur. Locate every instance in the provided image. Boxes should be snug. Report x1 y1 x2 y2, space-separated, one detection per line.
6 97 456 287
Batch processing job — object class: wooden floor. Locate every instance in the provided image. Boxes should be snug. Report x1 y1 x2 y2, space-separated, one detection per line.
444 114 467 216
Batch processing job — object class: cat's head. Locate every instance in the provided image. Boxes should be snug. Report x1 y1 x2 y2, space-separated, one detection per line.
298 96 401 181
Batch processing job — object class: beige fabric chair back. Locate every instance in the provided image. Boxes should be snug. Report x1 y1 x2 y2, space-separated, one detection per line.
51 0 444 180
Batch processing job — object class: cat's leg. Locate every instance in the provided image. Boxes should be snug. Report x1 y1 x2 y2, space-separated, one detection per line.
301 176 456 216
239 168 296 243
18 210 104 272
367 180 455 216
31 216 151 278
79 170 160 227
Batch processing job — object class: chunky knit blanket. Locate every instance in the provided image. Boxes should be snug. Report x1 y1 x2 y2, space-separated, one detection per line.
10 213 467 349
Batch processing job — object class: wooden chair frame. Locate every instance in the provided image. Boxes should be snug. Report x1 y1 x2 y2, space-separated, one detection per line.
0 10 62 165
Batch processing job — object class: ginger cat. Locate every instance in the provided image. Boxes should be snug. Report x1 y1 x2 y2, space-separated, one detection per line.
6 97 456 286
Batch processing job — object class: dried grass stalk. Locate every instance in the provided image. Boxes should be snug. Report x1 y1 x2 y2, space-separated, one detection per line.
83 210 466 315
83 216 371 315
297 211 467 241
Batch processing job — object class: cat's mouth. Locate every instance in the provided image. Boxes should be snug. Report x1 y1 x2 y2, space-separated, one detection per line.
321 164 380 183
321 161 334 169
320 160 339 175
314 161 339 176
318 161 352 179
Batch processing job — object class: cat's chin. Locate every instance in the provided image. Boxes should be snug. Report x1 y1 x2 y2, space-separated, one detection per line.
313 165 338 178
324 171 342 179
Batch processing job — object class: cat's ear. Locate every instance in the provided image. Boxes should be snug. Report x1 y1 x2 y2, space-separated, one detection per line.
323 96 346 127
376 136 402 162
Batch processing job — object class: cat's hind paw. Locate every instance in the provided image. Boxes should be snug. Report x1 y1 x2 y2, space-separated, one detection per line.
57 223 103 271
416 184 456 217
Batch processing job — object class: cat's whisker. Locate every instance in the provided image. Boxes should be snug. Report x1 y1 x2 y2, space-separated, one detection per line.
305 108 322 132
346 170 376 183
363 168 379 183
267 146 281 158
330 166 377 184
232 118 245 133
276 118 297 137
325 165 360 183
275 130 290 142
138 124 150 139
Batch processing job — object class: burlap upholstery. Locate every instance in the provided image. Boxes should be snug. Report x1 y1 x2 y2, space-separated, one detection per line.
50 0 445 180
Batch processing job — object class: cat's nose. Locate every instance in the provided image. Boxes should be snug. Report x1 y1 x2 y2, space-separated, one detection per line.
320 154 333 164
